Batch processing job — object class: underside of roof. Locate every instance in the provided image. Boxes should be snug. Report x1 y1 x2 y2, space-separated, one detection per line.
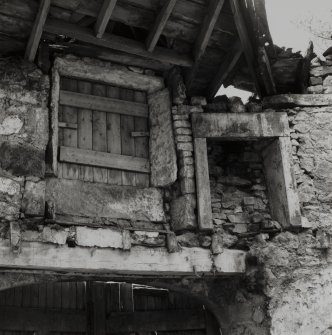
0 0 304 99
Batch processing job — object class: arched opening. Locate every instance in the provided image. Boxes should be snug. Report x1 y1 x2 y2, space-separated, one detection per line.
0 281 220 335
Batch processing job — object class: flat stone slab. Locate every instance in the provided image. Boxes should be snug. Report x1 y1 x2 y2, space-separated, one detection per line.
46 178 165 222
263 94 332 108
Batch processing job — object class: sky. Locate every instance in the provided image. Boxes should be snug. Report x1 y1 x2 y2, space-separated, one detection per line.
218 0 332 101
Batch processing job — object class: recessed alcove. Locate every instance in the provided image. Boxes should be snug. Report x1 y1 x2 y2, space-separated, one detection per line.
192 112 302 230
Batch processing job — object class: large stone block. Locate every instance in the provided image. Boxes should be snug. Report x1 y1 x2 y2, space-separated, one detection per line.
148 89 177 187
0 116 23 135
0 143 45 177
0 177 20 197
170 194 197 231
46 178 165 222
76 226 123 249
22 180 46 216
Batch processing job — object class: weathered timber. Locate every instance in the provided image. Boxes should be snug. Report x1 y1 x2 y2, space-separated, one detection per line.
94 0 118 38
59 146 150 173
49 42 172 71
0 306 86 332
92 282 107 335
131 132 150 137
45 19 193 67
107 310 205 332
54 57 164 93
257 46 276 95
146 0 178 52
229 0 261 95
192 112 289 138
194 138 213 231
60 90 148 118
25 0 50 61
46 178 165 221
263 94 332 108
207 39 242 99
0 240 246 274
58 121 78 129
262 138 302 227
148 89 177 187
194 0 225 61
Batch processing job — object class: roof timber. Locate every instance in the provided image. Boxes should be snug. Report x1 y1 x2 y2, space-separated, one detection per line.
146 0 178 52
94 0 118 38
44 18 193 67
229 0 261 96
193 0 225 62
25 0 51 61
207 40 243 100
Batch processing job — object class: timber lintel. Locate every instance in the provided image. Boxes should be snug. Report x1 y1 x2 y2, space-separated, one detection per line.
0 240 246 276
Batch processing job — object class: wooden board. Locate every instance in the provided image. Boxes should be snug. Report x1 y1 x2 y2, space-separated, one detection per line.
60 90 149 118
59 146 150 173
194 138 213 231
108 310 206 332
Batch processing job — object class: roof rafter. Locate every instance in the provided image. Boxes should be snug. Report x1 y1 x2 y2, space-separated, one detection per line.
94 0 118 38
207 40 243 100
25 0 51 61
44 19 193 67
194 0 225 62
146 0 178 52
229 0 262 96
257 46 276 95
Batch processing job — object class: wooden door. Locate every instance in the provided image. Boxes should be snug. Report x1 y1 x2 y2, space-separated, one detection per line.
58 77 150 187
0 282 219 335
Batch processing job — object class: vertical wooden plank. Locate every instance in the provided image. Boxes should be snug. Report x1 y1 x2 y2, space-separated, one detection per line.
134 91 150 187
22 285 31 308
76 281 86 311
77 80 94 182
61 282 71 310
14 287 23 307
194 138 213 231
109 283 120 312
38 283 47 309
46 282 54 310
53 282 62 310
120 283 134 312
30 284 39 308
94 0 118 38
120 88 136 186
61 77 79 180
92 282 106 335
92 83 108 183
106 86 122 185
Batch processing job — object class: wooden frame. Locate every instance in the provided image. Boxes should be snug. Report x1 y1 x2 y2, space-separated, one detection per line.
192 112 303 228
49 56 165 177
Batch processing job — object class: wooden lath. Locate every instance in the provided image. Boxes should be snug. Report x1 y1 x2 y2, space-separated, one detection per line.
25 0 51 61
207 40 243 100
193 0 225 62
44 18 193 67
229 0 262 96
94 0 118 38
146 0 178 52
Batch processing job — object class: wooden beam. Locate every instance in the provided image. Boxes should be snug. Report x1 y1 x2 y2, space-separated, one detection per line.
94 0 118 38
0 306 86 332
25 0 51 61
108 310 205 332
194 138 213 231
194 0 225 61
229 0 261 96
59 146 150 173
191 112 289 139
207 40 242 100
146 0 178 52
44 19 193 67
257 46 276 95
0 240 246 275
60 90 148 118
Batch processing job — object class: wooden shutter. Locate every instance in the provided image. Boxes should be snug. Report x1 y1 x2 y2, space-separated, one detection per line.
58 77 150 187
148 89 177 187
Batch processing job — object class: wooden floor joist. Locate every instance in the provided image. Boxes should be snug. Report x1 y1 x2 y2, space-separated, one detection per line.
44 19 193 67
146 0 178 52
94 0 118 38
25 0 51 61
207 40 243 100
194 0 225 62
